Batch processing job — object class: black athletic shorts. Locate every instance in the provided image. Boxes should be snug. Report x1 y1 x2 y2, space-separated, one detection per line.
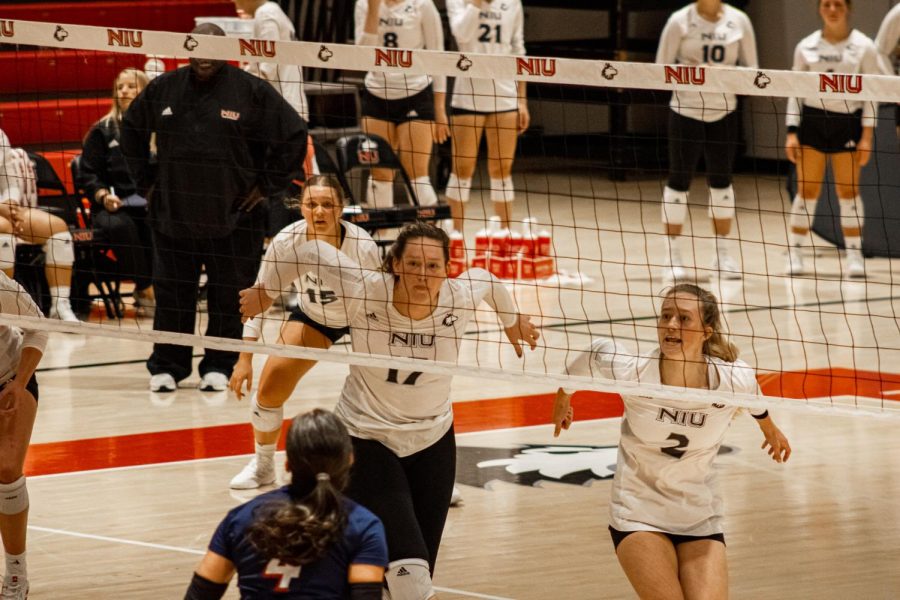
0 374 39 403
609 526 725 551
288 308 349 344
361 85 436 124
798 105 863 154
450 106 518 116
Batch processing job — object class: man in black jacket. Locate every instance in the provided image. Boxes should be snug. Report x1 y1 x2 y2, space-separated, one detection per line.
122 23 307 393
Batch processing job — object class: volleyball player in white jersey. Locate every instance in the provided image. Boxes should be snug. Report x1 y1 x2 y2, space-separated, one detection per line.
876 3 900 136
552 283 790 599
229 175 381 490
785 0 882 278
656 1 757 281
240 221 538 600
0 272 48 600
355 0 448 209
445 0 528 232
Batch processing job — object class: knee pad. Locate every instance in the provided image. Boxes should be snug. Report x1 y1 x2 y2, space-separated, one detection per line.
445 174 472 203
489 177 514 203
789 195 816 232
707 186 735 221
661 186 688 226
0 476 28 515
0 233 15 271
251 395 284 433
367 179 395 208
385 559 434 600
44 231 74 267
412 177 437 207
839 196 864 231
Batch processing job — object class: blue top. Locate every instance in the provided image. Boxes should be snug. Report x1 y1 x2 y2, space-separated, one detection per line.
209 486 388 598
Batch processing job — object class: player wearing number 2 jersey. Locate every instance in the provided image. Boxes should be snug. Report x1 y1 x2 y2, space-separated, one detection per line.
656 1 757 282
240 221 539 600
552 284 790 599
229 175 381 491
354 0 448 211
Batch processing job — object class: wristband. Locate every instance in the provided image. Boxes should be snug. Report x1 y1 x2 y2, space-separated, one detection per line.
786 126 799 135
752 410 769 420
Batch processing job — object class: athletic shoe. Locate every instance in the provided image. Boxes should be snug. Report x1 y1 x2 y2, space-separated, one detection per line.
1 575 29 600
785 247 805 276
199 371 228 392
450 485 463 507
713 252 742 280
150 373 177 393
49 298 79 322
845 249 865 278
663 264 689 283
230 457 276 490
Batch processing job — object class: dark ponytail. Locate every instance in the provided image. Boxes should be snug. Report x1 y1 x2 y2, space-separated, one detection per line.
245 409 352 566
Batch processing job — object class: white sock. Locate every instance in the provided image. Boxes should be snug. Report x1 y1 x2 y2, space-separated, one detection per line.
50 286 71 308
5 551 26 580
844 235 862 251
255 442 276 465
715 236 735 258
664 235 683 266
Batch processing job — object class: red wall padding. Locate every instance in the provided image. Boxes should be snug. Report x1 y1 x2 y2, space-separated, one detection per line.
0 98 108 146
0 0 234 33
0 50 147 95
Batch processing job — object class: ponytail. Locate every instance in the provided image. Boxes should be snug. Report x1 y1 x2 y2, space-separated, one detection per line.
245 409 352 566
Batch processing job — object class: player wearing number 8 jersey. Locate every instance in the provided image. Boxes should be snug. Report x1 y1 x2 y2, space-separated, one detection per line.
240 221 539 600
552 284 790 599
229 175 381 490
656 1 757 282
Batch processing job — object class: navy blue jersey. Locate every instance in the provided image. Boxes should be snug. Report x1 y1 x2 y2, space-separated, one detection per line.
209 486 388 598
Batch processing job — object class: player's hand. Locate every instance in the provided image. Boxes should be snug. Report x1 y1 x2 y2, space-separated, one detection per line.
517 101 531 134
229 355 253 400
504 313 539 357
785 133 800 164
758 417 791 463
5 203 24 234
856 135 873 167
552 388 573 437
104 193 122 213
0 379 30 414
433 112 450 144
239 285 274 322
237 187 265 212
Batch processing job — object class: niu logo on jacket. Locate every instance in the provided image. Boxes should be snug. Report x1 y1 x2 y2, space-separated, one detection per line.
0 21 13 38
664 65 706 85
819 73 862 94
374 49 413 68
516 57 556 77
239 39 276 58
107 29 143 48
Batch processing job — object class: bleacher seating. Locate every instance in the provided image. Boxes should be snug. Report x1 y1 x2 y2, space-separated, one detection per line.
0 1 234 32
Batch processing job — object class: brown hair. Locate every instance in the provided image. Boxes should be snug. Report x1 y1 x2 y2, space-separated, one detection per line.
382 221 450 274
245 409 352 566
286 173 347 209
663 283 738 362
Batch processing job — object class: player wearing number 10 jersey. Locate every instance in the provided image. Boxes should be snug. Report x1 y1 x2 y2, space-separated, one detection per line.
240 222 539 600
552 284 790 599
656 1 757 282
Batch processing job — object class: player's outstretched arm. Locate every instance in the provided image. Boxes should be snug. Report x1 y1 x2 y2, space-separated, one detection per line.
503 313 539 357
756 414 791 464
185 551 234 599
551 388 574 438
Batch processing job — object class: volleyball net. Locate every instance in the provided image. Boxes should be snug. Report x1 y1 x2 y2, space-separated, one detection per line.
1 19 899 418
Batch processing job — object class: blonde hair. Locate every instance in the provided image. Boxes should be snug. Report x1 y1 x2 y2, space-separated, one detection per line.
101 68 149 128
663 283 739 362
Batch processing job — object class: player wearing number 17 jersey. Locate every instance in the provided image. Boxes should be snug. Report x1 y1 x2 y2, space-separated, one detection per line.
656 1 757 282
240 222 539 600
552 284 790 599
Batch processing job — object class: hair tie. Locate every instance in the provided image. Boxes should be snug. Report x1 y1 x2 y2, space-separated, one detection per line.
316 472 330 483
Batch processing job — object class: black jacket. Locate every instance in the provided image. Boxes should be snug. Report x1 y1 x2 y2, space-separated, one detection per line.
79 117 139 209
121 64 307 238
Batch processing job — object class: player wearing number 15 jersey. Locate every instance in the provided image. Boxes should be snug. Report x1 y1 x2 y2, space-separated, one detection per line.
552 284 790 599
240 221 539 600
229 176 381 491
656 1 757 283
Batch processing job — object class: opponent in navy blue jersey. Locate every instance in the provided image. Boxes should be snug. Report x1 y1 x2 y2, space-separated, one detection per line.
186 410 387 599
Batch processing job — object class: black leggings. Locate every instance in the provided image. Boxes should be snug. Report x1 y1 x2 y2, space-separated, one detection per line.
346 426 456 573
667 110 739 192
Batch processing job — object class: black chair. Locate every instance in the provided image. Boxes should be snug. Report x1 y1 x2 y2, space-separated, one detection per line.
67 154 125 319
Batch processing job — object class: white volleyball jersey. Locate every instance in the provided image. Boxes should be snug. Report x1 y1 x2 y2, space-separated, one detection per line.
260 240 518 457
446 0 524 112
245 221 380 338
355 0 446 99
245 1 309 120
875 4 900 68
0 272 48 382
786 30 881 129
0 130 37 208
656 3 757 123
566 337 764 536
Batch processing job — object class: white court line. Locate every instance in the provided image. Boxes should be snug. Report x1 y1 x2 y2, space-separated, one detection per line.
27 526 516 600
